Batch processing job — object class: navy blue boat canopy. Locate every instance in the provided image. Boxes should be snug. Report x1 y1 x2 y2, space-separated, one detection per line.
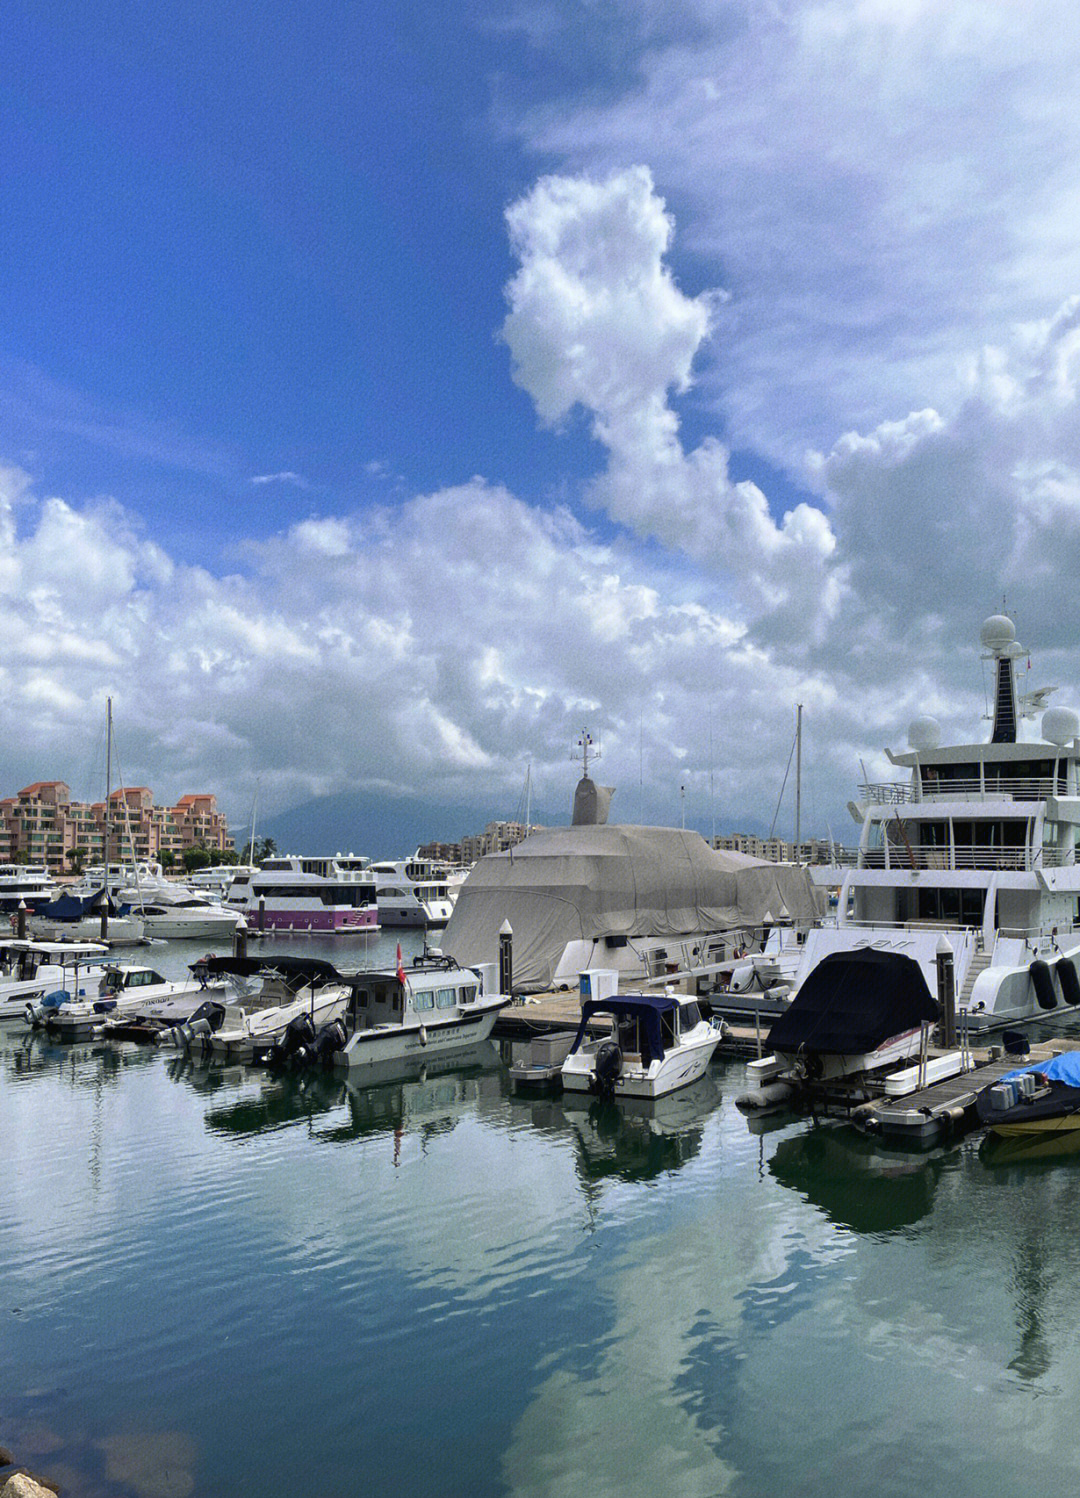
569 992 680 1066
767 949 938 1056
33 889 122 920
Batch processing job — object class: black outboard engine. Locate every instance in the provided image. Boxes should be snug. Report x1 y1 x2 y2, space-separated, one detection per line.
312 1018 348 1067
266 1012 317 1068
590 1039 623 1097
159 1000 226 1050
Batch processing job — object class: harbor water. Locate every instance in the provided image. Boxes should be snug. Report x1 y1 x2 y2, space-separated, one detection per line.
5 931 1080 1496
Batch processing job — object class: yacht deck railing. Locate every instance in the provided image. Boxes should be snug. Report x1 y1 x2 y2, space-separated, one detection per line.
860 777 1064 804
859 844 1071 871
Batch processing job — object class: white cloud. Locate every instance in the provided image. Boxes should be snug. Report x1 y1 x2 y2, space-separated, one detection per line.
250 471 308 487
502 168 838 628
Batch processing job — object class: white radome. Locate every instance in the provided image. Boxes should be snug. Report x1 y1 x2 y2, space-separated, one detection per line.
1042 707 1080 746
980 614 1016 652
908 715 943 752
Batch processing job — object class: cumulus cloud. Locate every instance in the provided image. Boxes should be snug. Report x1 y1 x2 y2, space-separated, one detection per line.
502 168 838 628
502 0 1080 472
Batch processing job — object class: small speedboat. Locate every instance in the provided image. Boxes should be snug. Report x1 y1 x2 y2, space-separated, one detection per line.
975 1051 1080 1137
561 991 724 1100
33 963 228 1037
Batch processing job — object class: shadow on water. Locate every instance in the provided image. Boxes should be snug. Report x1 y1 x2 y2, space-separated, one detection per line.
512 1072 722 1185
768 1122 947 1234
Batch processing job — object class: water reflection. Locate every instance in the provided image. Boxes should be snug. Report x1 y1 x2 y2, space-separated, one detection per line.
514 1073 721 1185
176 1041 506 1146
769 1123 946 1234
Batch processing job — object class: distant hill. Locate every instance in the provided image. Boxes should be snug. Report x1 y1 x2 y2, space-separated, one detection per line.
246 790 563 860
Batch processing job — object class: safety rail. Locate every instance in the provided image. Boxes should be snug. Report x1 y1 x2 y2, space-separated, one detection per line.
859 844 1072 871
860 777 1065 804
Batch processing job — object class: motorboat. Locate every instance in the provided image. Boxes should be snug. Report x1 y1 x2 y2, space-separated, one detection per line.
27 888 146 946
763 948 940 1085
975 1050 1080 1137
281 948 510 1070
0 864 59 919
0 938 109 1021
561 991 724 1100
159 955 352 1062
223 856 379 934
33 963 228 1037
771 613 1080 1034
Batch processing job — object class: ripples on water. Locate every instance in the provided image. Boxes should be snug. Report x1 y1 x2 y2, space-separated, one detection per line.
5 934 1080 1495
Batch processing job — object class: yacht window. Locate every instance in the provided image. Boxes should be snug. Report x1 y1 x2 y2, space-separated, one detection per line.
460 985 476 1005
415 990 434 1011
353 989 369 1008
435 987 456 1009
680 1002 701 1029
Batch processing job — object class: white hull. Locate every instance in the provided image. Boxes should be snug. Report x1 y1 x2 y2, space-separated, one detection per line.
562 1027 722 1099
335 999 507 1068
209 991 350 1059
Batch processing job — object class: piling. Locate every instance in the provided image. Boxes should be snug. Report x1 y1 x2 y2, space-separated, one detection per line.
499 919 513 997
937 934 956 1049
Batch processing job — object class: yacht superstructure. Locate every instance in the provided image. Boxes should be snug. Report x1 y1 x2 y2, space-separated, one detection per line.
787 614 1080 1035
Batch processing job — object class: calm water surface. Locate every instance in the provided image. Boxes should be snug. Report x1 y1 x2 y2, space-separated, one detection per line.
4 931 1080 1497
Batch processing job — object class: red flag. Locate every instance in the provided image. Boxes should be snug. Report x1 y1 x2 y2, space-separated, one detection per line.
396 942 405 986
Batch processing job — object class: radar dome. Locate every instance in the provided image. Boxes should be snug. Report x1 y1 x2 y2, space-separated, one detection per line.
980 614 1016 652
908 716 942 751
1042 707 1080 746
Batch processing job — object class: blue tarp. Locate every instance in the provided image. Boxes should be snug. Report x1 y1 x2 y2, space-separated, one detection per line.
1003 1052 1080 1088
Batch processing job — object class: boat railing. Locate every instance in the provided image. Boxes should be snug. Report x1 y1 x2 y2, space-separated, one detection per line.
860 777 1063 804
859 844 1071 871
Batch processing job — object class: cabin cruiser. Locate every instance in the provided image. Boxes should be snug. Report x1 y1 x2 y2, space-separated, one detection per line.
0 939 109 1021
224 856 379 933
27 889 146 946
366 857 456 928
770 614 1080 1040
0 864 59 919
561 991 724 1100
31 963 228 1037
159 955 352 1062
271 948 510 1070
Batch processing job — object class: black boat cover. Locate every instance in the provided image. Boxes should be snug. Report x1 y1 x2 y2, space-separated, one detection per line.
200 954 344 991
767 949 938 1056
33 889 121 919
568 992 680 1067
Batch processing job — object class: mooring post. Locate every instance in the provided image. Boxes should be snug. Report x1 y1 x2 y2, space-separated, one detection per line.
98 890 109 941
936 934 956 1050
15 900 26 940
499 919 513 998
235 922 248 960
258 896 266 933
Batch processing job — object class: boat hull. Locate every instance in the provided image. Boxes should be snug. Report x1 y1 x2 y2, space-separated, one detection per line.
561 1030 721 1100
335 1000 507 1068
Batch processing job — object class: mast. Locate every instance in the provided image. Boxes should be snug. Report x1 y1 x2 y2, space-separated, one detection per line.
795 703 803 859
104 697 112 887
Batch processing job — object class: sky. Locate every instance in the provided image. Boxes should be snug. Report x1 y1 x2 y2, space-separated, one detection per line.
7 0 1080 848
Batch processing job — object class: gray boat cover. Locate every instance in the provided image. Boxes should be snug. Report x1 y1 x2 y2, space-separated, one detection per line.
443 824 824 991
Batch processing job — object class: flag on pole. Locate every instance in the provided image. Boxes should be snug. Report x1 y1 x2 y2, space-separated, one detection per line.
396 942 405 986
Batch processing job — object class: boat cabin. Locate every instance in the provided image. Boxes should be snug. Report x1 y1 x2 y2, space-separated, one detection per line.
343 955 480 1032
569 993 705 1065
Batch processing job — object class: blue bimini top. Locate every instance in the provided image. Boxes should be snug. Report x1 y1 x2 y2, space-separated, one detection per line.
1003 1051 1080 1088
569 993 680 1067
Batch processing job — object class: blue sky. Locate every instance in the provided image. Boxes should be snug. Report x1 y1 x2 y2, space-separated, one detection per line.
6 0 1080 844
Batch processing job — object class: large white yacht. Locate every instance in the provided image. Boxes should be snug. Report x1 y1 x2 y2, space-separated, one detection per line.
225 856 379 934
776 614 1080 1040
366 856 456 928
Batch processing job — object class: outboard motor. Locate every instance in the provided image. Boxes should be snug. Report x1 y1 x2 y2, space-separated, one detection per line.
163 1000 226 1052
26 989 71 1027
590 1039 623 1097
266 1012 317 1068
312 1018 348 1067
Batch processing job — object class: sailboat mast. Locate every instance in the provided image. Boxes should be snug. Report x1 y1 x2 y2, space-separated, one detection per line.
795 703 802 860
104 696 112 884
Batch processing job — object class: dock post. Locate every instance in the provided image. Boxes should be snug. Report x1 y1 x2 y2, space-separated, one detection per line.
499 919 513 998
936 934 956 1049
97 891 109 942
15 900 26 939
258 896 266 932
235 923 248 960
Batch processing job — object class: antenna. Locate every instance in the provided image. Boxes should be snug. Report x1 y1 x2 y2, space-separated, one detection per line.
574 729 600 779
